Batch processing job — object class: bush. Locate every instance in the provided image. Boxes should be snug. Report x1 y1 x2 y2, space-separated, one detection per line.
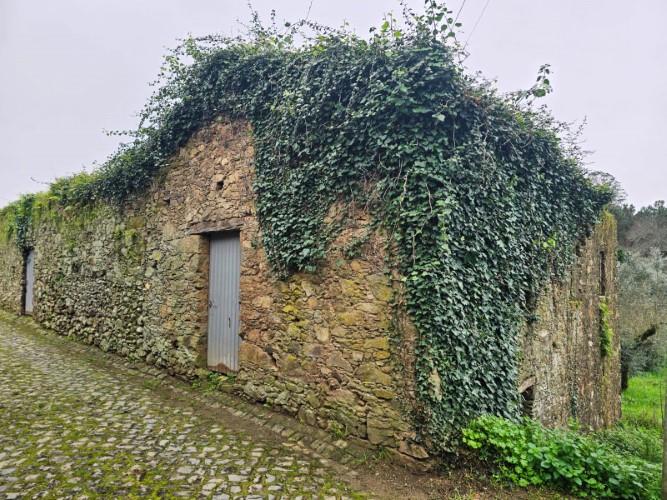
625 337 666 377
463 415 659 499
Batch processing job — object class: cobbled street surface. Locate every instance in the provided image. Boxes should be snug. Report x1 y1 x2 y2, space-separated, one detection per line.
0 317 365 499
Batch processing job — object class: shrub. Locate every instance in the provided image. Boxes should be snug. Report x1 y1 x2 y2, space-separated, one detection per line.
624 336 666 377
463 415 659 499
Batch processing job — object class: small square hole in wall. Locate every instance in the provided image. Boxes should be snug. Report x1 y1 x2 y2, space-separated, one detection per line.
216 180 225 191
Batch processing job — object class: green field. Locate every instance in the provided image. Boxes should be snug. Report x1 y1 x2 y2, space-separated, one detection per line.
623 367 666 432
595 368 665 465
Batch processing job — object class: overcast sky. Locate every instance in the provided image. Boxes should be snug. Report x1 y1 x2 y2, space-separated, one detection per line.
1 0 665 208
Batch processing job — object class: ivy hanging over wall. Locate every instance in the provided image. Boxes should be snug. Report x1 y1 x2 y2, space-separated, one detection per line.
1 194 35 253
0 2 612 451
599 297 614 357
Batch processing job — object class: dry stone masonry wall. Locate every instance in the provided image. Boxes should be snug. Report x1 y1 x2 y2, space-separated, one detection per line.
0 240 23 313
0 119 620 457
521 213 620 430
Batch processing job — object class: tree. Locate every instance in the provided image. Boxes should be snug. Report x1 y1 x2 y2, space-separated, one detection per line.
586 170 627 205
618 249 667 383
608 203 635 248
627 201 667 255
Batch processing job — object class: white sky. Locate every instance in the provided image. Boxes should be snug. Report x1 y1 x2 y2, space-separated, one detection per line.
0 0 665 207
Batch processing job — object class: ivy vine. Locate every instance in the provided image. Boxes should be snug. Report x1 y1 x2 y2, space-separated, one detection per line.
599 297 614 357
0 2 611 451
1 194 35 253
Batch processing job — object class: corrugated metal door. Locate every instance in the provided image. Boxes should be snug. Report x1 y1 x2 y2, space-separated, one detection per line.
207 232 241 372
25 249 35 315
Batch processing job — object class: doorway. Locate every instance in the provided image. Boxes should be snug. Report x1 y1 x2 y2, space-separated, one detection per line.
24 249 35 315
207 232 241 372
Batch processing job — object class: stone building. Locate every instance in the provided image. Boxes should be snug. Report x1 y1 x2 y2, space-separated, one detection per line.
0 119 620 458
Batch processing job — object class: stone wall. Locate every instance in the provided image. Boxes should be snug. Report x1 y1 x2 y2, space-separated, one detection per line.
0 118 620 457
0 120 410 451
520 213 621 430
0 236 23 314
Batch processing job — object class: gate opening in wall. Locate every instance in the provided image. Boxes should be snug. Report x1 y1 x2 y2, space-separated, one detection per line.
24 249 35 315
207 231 241 372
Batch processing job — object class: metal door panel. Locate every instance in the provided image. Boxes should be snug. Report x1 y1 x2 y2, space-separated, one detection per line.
207 232 241 371
25 250 34 315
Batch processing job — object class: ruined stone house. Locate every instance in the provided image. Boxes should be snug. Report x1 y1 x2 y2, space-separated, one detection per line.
0 119 620 458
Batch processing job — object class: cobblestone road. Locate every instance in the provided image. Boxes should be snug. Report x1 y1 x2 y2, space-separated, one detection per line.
0 317 365 499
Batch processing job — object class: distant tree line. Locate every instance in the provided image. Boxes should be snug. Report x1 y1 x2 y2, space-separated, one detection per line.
607 193 667 386
587 171 667 385
612 201 667 256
